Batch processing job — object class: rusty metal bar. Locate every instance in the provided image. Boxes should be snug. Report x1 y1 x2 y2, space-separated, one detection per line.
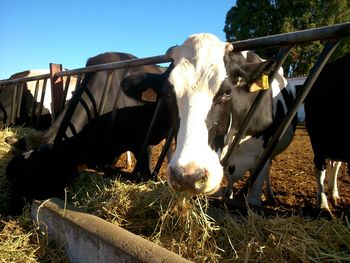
9 83 18 125
30 80 41 126
15 82 24 120
231 22 350 51
75 74 83 91
50 63 64 120
0 73 51 85
54 54 172 78
61 75 71 111
152 127 175 178
35 78 48 128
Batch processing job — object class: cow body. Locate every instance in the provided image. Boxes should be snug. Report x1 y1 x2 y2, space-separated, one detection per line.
6 52 172 215
221 63 296 205
304 53 350 211
0 70 77 130
165 33 296 206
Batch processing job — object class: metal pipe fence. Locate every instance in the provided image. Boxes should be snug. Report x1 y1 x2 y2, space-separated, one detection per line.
0 22 349 184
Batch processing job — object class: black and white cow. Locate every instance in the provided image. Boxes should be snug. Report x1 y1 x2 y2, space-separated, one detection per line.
0 70 77 130
5 52 172 215
304 53 350 211
163 33 297 206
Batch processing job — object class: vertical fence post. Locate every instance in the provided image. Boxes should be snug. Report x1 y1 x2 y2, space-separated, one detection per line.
50 63 64 120
9 83 18 125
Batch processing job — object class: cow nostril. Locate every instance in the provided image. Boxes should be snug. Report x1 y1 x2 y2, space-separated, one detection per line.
192 168 208 191
168 166 208 193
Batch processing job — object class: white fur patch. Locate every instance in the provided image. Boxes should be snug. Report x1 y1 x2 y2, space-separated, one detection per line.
25 69 78 114
23 149 34 159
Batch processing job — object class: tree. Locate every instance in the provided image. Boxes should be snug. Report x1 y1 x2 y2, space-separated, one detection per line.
224 0 350 77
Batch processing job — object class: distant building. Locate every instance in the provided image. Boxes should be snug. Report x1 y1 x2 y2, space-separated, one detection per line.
287 76 307 123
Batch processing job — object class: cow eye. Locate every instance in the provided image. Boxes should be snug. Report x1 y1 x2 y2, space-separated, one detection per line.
219 88 232 103
224 89 232 96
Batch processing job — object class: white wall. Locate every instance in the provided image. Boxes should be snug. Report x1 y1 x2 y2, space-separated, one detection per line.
287 76 307 122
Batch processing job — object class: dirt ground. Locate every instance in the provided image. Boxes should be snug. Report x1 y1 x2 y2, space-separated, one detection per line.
268 126 350 217
122 126 350 219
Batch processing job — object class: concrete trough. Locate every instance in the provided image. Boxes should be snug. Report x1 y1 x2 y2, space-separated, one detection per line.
31 198 192 263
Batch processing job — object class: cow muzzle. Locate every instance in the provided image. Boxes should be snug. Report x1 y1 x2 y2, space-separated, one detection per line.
167 163 210 194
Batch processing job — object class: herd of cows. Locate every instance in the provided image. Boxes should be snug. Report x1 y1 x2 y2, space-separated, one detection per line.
0 33 349 216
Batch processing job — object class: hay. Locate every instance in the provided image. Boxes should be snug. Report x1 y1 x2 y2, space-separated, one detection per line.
68 175 222 261
0 208 68 263
214 210 350 262
68 173 350 262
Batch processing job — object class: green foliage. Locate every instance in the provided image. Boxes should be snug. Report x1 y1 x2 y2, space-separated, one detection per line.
224 0 350 76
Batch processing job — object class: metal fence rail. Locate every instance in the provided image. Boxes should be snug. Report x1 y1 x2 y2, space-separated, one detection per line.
231 22 350 51
0 22 349 186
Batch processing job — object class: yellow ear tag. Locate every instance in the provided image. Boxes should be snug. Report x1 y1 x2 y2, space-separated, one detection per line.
141 88 157 102
249 74 270 92
261 74 269 89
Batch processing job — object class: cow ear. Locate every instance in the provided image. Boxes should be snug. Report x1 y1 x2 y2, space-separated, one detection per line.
121 72 167 103
243 59 276 92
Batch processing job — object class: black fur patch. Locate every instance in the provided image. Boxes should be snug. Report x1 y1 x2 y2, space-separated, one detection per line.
228 165 235 175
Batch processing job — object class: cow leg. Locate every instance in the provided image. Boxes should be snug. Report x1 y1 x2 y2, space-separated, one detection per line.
224 166 240 199
247 160 270 207
125 151 132 168
264 170 276 205
166 146 173 163
315 166 330 211
327 161 341 207
135 146 153 181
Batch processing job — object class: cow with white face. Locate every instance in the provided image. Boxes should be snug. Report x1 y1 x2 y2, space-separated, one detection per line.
165 33 296 205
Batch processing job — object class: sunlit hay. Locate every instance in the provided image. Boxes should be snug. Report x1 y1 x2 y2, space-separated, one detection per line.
69 175 168 229
69 175 223 261
69 172 350 262
68 170 135 225
214 209 350 262
150 193 222 261
0 206 67 263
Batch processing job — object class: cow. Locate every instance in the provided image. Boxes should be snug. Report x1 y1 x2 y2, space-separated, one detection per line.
304 53 350 211
161 33 297 206
0 69 77 130
5 52 173 215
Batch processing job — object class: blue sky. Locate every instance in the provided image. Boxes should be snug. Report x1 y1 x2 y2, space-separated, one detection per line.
0 1 235 80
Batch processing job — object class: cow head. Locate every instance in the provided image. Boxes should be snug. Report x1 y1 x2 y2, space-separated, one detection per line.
165 33 275 195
